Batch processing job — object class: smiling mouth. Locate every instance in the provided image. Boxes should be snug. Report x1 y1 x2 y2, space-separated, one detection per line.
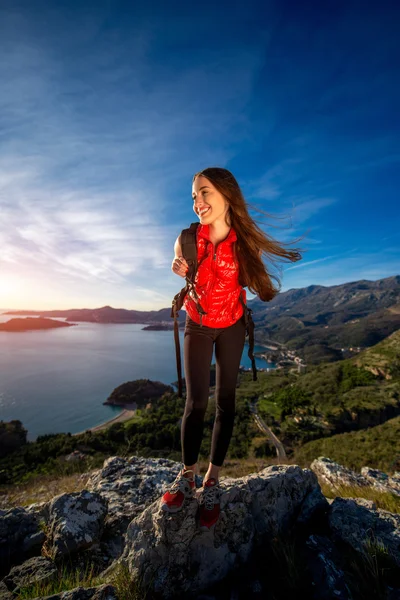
198 207 210 217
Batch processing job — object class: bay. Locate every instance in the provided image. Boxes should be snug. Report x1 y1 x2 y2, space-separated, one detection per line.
0 315 275 441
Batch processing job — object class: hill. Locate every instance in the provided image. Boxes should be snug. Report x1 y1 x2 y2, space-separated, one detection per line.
236 331 400 454
353 327 400 379
293 415 400 472
250 274 400 363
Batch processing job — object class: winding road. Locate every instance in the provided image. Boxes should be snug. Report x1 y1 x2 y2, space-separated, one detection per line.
250 402 287 462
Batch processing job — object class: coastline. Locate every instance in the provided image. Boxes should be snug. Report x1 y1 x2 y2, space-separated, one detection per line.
72 408 137 436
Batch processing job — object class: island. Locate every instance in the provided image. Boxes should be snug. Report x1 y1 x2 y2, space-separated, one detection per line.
104 379 174 409
0 317 76 332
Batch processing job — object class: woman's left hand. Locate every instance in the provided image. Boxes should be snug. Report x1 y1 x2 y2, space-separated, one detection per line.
172 256 189 278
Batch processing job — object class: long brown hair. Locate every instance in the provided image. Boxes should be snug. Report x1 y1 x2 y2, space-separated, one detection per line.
193 167 307 302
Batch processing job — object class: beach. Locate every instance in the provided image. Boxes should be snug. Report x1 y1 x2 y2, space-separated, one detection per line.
72 408 137 436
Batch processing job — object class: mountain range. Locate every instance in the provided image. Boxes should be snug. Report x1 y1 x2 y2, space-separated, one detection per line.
4 275 400 364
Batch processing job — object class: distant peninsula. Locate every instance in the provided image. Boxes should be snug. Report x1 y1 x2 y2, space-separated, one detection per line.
104 379 174 409
2 305 186 326
0 317 76 332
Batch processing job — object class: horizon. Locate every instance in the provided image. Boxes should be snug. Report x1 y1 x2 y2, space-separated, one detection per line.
1 0 399 310
1 272 399 313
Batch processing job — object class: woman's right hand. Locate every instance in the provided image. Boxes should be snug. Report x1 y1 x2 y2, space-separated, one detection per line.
171 256 189 278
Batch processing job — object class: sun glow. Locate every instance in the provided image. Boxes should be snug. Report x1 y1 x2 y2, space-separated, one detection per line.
0 275 23 306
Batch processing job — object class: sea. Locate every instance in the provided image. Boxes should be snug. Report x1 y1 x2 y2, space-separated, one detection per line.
0 313 275 441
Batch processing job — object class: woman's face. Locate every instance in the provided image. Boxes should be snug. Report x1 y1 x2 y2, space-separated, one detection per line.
192 175 230 226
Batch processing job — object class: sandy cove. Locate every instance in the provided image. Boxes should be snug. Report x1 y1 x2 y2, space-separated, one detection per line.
72 408 136 436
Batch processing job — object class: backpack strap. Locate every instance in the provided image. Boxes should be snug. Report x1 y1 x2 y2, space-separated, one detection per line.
171 222 206 397
239 295 257 381
180 222 199 282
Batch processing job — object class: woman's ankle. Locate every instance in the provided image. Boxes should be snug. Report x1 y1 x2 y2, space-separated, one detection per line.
182 465 196 479
204 462 221 483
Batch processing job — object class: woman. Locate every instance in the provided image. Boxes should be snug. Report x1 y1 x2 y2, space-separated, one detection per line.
161 167 304 530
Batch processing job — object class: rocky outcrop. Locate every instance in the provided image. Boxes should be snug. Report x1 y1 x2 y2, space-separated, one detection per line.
311 456 400 497
84 456 192 558
1 455 400 599
0 507 45 574
118 465 327 599
0 457 183 594
361 466 400 496
329 497 400 567
44 490 108 560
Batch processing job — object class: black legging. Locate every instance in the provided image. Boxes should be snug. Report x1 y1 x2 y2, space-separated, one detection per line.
181 313 246 467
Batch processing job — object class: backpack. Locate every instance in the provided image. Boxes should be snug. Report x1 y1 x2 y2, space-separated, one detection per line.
171 222 257 397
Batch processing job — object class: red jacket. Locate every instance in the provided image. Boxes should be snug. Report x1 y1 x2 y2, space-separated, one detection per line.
184 224 246 327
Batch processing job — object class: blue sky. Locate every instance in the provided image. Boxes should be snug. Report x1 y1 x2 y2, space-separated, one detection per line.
0 0 399 310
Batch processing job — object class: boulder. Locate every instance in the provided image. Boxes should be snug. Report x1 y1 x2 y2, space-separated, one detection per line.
361 466 400 497
0 507 45 576
118 464 327 599
311 457 370 488
85 455 201 559
45 490 108 560
1 556 57 596
311 457 400 498
329 497 400 567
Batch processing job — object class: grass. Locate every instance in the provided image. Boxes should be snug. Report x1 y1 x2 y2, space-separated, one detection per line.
257 396 282 422
0 468 94 509
18 561 97 599
319 481 400 513
18 559 175 600
343 533 400 599
293 415 400 473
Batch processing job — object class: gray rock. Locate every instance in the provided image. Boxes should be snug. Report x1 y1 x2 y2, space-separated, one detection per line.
25 500 51 523
46 490 108 560
296 485 329 525
305 534 351 599
329 497 400 566
85 455 201 559
390 472 400 489
119 464 323 599
311 458 400 499
311 457 370 488
86 456 201 525
0 506 45 575
345 497 377 510
361 466 400 497
1 556 57 596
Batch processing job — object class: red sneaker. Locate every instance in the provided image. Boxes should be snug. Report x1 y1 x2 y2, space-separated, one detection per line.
198 477 221 530
160 468 196 513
